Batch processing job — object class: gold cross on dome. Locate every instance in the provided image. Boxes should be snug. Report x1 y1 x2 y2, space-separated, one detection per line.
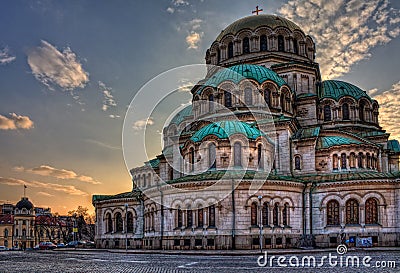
252 6 263 15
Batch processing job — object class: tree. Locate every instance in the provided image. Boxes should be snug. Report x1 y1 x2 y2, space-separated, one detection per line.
67 206 95 241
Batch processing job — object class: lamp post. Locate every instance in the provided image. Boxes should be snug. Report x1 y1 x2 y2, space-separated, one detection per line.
258 195 263 253
125 203 128 253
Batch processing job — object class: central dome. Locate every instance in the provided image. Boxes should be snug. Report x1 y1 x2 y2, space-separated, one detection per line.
216 14 303 41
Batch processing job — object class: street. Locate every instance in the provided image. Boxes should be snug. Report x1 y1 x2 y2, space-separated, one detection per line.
0 249 399 273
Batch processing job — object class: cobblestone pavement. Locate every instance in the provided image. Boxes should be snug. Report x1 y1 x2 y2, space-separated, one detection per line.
0 249 399 273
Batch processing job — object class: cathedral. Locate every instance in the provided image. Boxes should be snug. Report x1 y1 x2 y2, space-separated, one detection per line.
92 14 400 250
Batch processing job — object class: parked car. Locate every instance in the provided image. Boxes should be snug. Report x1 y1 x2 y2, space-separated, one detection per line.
66 241 81 248
85 241 95 248
39 242 57 250
0 246 9 251
57 243 66 248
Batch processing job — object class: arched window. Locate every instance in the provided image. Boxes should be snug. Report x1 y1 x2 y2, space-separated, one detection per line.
341 153 347 169
4 229 8 238
228 42 234 58
358 153 364 168
250 202 258 226
244 87 252 105
365 198 378 224
283 203 289 226
168 167 173 180
177 207 182 228
208 143 216 169
327 200 340 225
197 208 204 227
294 156 301 170
257 144 263 169
324 105 331 121
115 212 123 232
242 37 250 54
342 103 350 120
127 212 134 233
264 88 270 105
280 93 285 111
293 38 298 54
15 229 18 237
216 48 221 63
278 35 285 51
366 153 371 168
333 154 339 170
260 35 267 51
186 209 193 227
273 203 279 226
22 228 26 237
346 199 359 225
208 94 214 112
143 174 146 188
349 153 356 168
262 202 268 226
233 142 242 167
189 147 195 172
208 205 215 227
359 103 365 122
224 91 232 107
106 213 113 233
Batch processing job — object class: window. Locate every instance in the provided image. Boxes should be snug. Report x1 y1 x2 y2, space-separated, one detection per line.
115 212 123 232
22 229 26 237
233 142 242 167
273 203 279 226
359 103 365 122
244 87 252 106
262 202 269 226
278 35 285 51
367 154 371 168
186 209 193 227
342 103 350 120
189 148 195 172
257 144 263 169
208 143 216 169
23 220 26 225
106 213 113 233
208 205 215 227
242 37 250 54
177 207 183 228
4 229 8 238
341 153 347 169
15 229 18 237
198 208 204 227
168 167 173 180
260 35 267 51
358 153 364 168
294 156 301 170
293 39 298 54
127 212 134 233
143 174 146 188
4 240 7 248
228 42 234 58
208 94 214 112
324 105 331 121
333 154 339 170
349 153 356 168
365 198 378 224
250 202 258 226
346 199 359 225
283 203 289 226
264 88 270 105
224 91 232 107
327 200 340 225
216 48 220 63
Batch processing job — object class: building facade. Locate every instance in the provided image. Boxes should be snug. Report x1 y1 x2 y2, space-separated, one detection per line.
93 14 400 250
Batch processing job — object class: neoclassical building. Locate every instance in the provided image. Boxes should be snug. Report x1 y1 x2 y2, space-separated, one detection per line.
93 14 400 249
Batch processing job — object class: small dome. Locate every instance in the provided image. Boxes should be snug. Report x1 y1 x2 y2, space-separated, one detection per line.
169 105 192 125
190 120 265 143
198 64 287 94
320 80 372 102
216 15 303 42
16 197 33 210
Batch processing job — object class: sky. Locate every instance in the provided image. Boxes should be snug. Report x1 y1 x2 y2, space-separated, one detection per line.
0 0 399 215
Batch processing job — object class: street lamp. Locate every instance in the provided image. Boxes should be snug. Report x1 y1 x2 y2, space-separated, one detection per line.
125 203 128 253
258 195 263 253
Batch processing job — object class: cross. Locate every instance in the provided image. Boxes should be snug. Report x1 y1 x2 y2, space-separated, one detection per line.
252 6 263 15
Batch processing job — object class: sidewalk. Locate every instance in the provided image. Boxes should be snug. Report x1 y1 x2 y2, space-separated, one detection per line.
56 246 400 256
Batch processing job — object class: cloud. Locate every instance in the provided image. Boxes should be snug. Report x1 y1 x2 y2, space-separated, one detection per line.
173 0 189 6
0 177 87 196
109 114 121 119
177 78 195 92
186 31 203 49
84 139 121 150
278 0 400 79
0 46 16 65
371 81 400 140
14 165 101 185
27 40 89 90
37 191 54 197
98 81 117 111
0 113 34 130
132 117 154 131
166 7 175 13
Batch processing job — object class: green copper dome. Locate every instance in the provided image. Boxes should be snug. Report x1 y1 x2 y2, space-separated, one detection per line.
216 15 302 42
320 80 372 102
169 105 192 125
190 120 265 143
198 64 287 94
